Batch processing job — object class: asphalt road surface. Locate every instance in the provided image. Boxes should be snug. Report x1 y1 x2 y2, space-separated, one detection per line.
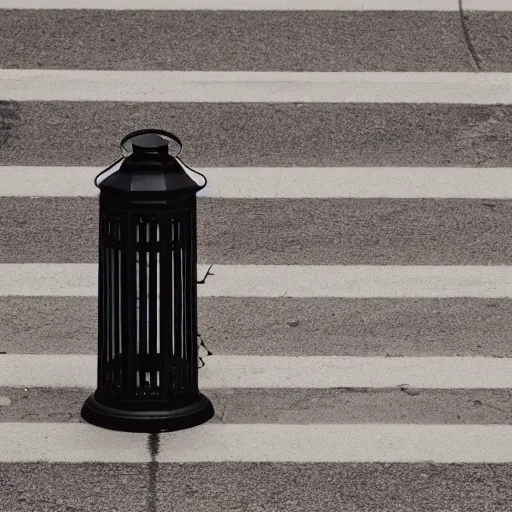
2 2 512 511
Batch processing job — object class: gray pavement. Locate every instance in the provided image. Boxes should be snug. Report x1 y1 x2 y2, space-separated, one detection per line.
2 103 512 167
465 12 512 71
3 197 512 264
3 461 512 512
2 9 512 74
0 463 151 512
3 296 512 357
0 11 474 71
154 462 512 512
3 387 512 425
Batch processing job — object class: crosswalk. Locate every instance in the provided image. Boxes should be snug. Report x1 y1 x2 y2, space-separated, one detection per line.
2 1 512 510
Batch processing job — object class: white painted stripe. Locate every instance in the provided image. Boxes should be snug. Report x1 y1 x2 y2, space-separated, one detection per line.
156 424 512 463
0 423 150 462
464 0 512 11
202 356 512 389
0 264 211 296
2 423 512 463
4 167 512 198
0 355 96 387
0 0 460 11
4 354 512 389
3 264 512 298
0 167 104 197
2 70 512 103
2 0 509 11
203 265 512 297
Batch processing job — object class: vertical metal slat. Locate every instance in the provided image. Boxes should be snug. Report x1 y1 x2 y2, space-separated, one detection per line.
122 213 137 398
98 211 106 388
181 214 189 391
173 218 183 394
138 220 147 393
113 222 120 388
149 220 158 391
189 204 199 393
110 246 115 387
156 222 161 389
105 220 111 386
159 218 172 399
181 226 186 377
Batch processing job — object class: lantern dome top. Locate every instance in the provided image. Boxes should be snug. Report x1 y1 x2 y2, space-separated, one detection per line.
95 129 207 199
121 129 182 158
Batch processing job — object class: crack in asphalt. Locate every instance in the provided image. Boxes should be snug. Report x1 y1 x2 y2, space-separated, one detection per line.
147 433 160 512
470 398 510 415
459 0 483 71
464 104 509 167
471 139 490 167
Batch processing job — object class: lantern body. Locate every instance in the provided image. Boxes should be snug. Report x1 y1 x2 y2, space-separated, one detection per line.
81 130 214 432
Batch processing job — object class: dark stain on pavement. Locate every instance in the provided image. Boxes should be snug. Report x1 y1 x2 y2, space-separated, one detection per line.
0 101 20 151
147 433 160 512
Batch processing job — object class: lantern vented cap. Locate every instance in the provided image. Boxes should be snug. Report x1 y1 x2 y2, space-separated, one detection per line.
95 128 207 195
121 129 182 157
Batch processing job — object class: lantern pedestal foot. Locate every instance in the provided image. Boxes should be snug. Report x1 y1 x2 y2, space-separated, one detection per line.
81 392 214 433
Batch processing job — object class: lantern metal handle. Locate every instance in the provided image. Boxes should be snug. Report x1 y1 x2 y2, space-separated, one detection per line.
94 156 124 189
175 156 208 192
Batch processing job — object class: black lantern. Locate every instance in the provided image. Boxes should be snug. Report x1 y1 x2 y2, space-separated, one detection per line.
81 129 214 433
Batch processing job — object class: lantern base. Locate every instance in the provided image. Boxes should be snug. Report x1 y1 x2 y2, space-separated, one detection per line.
80 392 215 433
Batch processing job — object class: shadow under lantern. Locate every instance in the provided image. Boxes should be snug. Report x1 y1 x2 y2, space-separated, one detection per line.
81 129 214 433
